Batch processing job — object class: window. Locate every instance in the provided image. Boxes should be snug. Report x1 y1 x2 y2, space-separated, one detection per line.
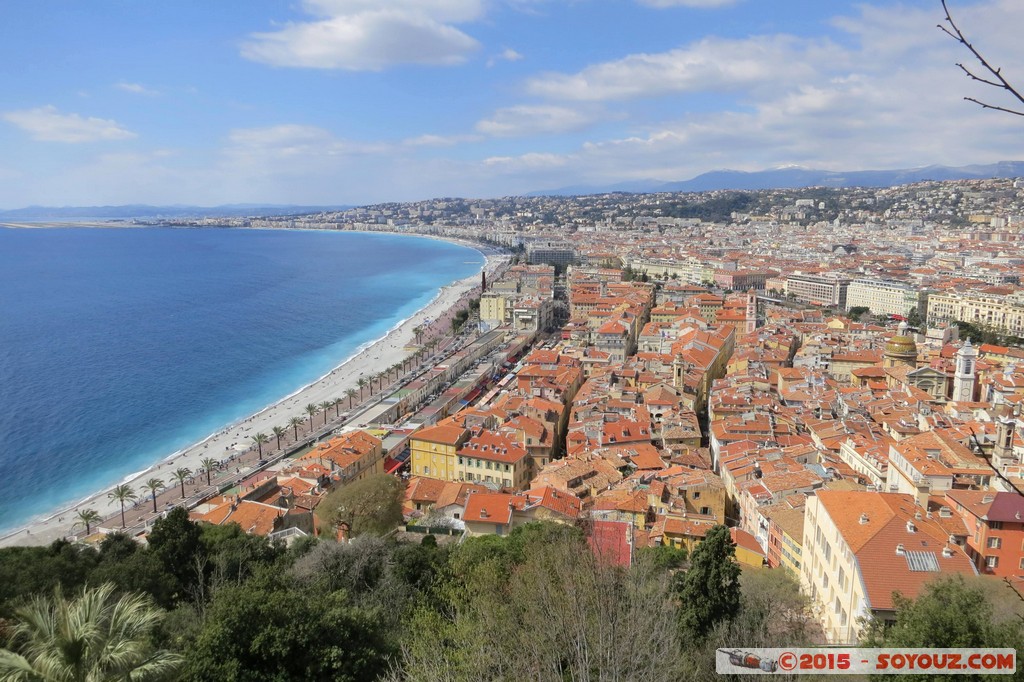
986 556 999 569
504 464 510 471
988 537 1002 549
454 512 460 519
423 466 429 474
486 461 493 470
700 507 711 516
834 597 842 615
1019 557 1024 570
457 456 464 465
991 521 1003 530
693 491 701 499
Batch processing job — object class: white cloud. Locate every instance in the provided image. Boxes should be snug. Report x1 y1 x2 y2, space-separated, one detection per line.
241 5 480 70
637 0 740 7
2 105 137 143
527 35 838 101
483 152 569 170
487 47 524 67
115 82 160 96
476 105 595 136
224 124 389 159
402 133 482 147
302 0 485 23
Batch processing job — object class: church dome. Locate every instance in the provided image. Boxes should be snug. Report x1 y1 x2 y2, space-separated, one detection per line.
885 335 917 357
884 321 918 367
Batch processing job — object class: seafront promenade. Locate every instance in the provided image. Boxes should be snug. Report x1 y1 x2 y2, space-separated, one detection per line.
0 245 508 547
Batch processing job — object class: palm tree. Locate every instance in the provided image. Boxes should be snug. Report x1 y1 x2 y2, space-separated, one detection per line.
319 401 332 425
305 403 319 429
74 508 102 537
251 432 269 458
357 377 367 400
0 583 183 682
142 478 164 514
413 325 423 345
346 388 358 409
289 416 305 440
200 456 219 486
107 484 137 528
332 397 344 417
171 467 191 499
272 425 286 450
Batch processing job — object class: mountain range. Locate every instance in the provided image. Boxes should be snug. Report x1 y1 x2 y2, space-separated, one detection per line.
528 161 1024 197
4 161 1024 218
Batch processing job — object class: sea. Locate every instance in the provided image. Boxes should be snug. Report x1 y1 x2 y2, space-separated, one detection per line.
0 226 485 533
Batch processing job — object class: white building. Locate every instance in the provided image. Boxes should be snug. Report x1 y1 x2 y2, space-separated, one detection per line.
846 279 926 318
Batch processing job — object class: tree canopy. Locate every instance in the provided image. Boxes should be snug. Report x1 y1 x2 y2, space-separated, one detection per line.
315 474 405 537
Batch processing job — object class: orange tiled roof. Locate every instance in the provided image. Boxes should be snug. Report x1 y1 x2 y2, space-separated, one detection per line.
815 491 976 611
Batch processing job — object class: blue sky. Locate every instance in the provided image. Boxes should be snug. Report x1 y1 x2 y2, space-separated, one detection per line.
1 0 1022 208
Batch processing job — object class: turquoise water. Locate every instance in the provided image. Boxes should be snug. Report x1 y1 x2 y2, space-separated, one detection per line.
0 227 483 532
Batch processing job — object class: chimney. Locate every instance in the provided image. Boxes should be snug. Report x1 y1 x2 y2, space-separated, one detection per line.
895 543 906 555
906 521 916 533
859 513 869 525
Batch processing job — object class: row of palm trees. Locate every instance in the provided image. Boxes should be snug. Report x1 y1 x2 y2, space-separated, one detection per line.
78 337 448 537
79 457 222 534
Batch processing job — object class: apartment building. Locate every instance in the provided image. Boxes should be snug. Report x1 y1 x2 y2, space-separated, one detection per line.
526 240 576 268
846 278 926 318
802 490 976 643
945 490 1024 576
786 275 850 308
928 290 1024 337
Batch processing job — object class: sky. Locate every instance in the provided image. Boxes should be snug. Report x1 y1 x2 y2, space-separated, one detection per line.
1 0 1023 208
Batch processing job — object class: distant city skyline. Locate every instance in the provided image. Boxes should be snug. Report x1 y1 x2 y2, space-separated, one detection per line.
2 0 1023 208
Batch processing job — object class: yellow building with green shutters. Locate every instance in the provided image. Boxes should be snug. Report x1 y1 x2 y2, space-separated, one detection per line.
409 420 469 481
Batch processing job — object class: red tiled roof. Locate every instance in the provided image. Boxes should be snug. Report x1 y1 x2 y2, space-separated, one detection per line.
587 520 633 567
463 492 527 525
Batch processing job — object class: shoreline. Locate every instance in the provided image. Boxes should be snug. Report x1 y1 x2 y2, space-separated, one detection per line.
0 233 507 547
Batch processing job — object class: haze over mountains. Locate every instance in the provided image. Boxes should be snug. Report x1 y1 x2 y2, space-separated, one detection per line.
528 161 1024 197
4 162 1024 219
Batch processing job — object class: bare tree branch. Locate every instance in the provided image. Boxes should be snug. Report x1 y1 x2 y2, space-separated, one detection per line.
963 97 1024 117
968 428 1024 498
940 0 1024 116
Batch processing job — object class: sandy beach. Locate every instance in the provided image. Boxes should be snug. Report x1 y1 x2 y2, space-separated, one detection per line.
0 236 507 547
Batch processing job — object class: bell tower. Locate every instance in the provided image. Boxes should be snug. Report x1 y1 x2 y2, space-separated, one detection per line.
992 404 1018 472
745 288 757 335
952 339 978 402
